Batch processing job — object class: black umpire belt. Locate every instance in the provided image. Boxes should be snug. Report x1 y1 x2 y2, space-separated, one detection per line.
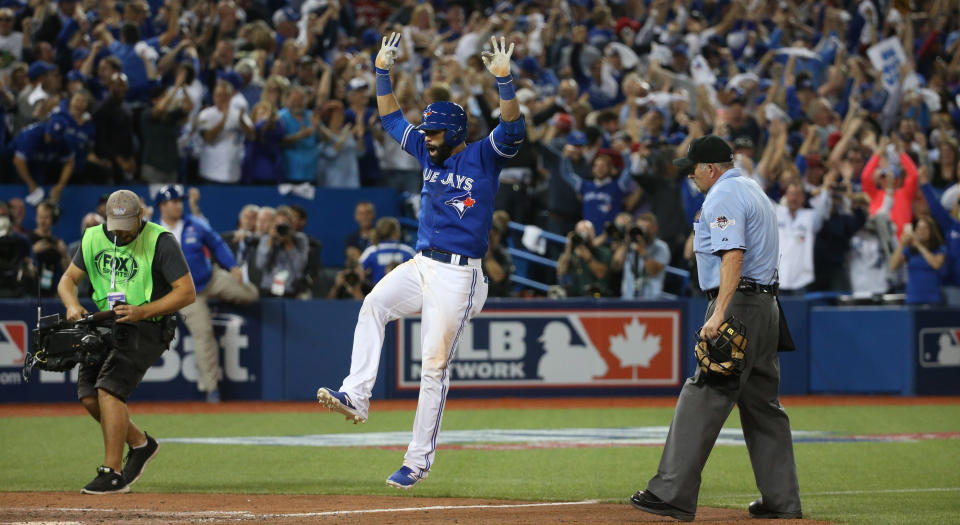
704 278 779 300
420 249 479 267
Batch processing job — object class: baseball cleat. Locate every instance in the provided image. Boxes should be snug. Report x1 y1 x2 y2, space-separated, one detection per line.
316 387 366 424
386 466 426 489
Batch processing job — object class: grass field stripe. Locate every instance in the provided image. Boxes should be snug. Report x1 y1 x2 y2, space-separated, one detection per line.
803 487 960 496
712 487 960 499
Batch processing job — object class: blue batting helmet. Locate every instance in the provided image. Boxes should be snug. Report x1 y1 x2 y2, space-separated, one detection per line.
155 185 184 205
416 101 467 146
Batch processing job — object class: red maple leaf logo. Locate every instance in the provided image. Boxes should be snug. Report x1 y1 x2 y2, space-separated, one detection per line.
463 197 475 208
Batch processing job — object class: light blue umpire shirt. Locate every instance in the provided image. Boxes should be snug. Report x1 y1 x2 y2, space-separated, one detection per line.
694 168 779 290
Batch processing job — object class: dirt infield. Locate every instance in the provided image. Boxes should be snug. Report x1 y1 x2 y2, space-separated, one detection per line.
0 492 825 524
2 395 958 417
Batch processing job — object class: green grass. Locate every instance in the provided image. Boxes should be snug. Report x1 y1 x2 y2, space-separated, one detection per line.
2 403 959 524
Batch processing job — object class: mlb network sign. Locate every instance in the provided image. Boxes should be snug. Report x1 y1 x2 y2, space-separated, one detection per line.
396 309 681 389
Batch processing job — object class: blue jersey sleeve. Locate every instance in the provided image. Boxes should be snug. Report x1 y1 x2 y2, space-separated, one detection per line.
199 218 238 269
558 155 583 194
478 117 525 167
380 110 426 162
616 155 636 192
359 245 375 270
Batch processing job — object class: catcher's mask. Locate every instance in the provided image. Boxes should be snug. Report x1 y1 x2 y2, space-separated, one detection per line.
695 316 747 377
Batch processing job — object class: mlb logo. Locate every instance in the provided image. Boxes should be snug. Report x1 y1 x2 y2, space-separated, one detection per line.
0 321 28 367
919 328 960 368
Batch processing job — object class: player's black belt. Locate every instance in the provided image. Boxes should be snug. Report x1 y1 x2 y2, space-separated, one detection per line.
420 249 472 266
704 278 779 300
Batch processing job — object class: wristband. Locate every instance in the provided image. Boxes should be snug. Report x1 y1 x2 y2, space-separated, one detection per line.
375 67 392 95
496 74 515 101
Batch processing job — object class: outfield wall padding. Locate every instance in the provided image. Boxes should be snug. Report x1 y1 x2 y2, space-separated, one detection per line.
2 299 959 402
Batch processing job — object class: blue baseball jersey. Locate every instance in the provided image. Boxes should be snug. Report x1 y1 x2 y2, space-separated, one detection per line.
360 241 417 284
559 154 636 235
694 169 779 290
381 110 525 259
11 123 74 180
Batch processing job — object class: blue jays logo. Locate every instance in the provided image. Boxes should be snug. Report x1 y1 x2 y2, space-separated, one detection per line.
445 193 476 219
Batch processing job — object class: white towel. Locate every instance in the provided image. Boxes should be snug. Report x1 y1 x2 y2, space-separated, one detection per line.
522 225 547 255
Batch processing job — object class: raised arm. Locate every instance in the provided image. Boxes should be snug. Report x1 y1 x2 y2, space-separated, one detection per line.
375 32 402 118
481 36 520 123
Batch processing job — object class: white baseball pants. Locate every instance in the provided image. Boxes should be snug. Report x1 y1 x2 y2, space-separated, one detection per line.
339 253 487 475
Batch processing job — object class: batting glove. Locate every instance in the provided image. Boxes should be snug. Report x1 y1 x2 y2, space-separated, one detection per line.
376 32 401 71
481 36 514 77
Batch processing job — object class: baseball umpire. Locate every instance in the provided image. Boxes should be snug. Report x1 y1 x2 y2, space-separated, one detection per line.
628 136 801 521
59 190 195 494
316 33 525 489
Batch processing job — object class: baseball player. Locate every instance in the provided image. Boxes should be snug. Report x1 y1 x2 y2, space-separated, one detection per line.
317 33 525 489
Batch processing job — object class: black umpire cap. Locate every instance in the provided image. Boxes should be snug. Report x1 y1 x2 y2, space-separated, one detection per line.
674 135 734 175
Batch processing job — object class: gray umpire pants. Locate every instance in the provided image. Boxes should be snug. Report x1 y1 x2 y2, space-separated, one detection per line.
180 267 258 392
645 290 801 516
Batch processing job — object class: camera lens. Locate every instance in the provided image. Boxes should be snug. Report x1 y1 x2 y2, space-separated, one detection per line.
276 223 291 236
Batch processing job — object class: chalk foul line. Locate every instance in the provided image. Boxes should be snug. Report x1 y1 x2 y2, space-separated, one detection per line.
9 500 603 520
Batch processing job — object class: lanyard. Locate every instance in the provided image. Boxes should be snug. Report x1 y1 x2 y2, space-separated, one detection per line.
110 235 118 291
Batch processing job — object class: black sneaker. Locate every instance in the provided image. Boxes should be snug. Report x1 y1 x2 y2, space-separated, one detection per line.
81 465 129 494
122 432 160 486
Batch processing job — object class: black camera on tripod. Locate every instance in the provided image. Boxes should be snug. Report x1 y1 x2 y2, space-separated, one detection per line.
22 309 137 381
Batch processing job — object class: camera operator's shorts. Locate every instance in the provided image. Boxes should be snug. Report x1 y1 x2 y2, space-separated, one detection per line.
77 321 172 402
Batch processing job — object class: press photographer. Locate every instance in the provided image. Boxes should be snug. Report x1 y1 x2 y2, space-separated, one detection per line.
57 190 196 494
254 206 309 297
613 213 671 299
557 220 612 297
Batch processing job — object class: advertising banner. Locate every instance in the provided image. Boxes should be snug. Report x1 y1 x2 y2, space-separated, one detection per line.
915 309 960 395
1 301 263 402
395 306 682 391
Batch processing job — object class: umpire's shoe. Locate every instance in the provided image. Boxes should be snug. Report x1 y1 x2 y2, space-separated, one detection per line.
81 465 130 494
749 498 802 519
317 387 366 423
629 490 694 522
122 432 160 486
386 466 426 490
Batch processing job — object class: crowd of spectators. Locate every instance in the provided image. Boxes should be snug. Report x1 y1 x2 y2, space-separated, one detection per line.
1 0 960 304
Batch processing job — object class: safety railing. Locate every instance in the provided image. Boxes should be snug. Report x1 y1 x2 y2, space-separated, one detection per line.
397 217 690 296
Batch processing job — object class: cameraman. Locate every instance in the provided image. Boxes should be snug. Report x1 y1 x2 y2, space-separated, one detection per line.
58 190 196 494
811 174 867 292
254 206 309 297
557 220 612 297
595 212 633 292
327 261 373 300
615 213 671 299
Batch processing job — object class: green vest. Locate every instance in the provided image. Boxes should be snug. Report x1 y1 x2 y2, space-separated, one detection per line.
81 222 167 312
